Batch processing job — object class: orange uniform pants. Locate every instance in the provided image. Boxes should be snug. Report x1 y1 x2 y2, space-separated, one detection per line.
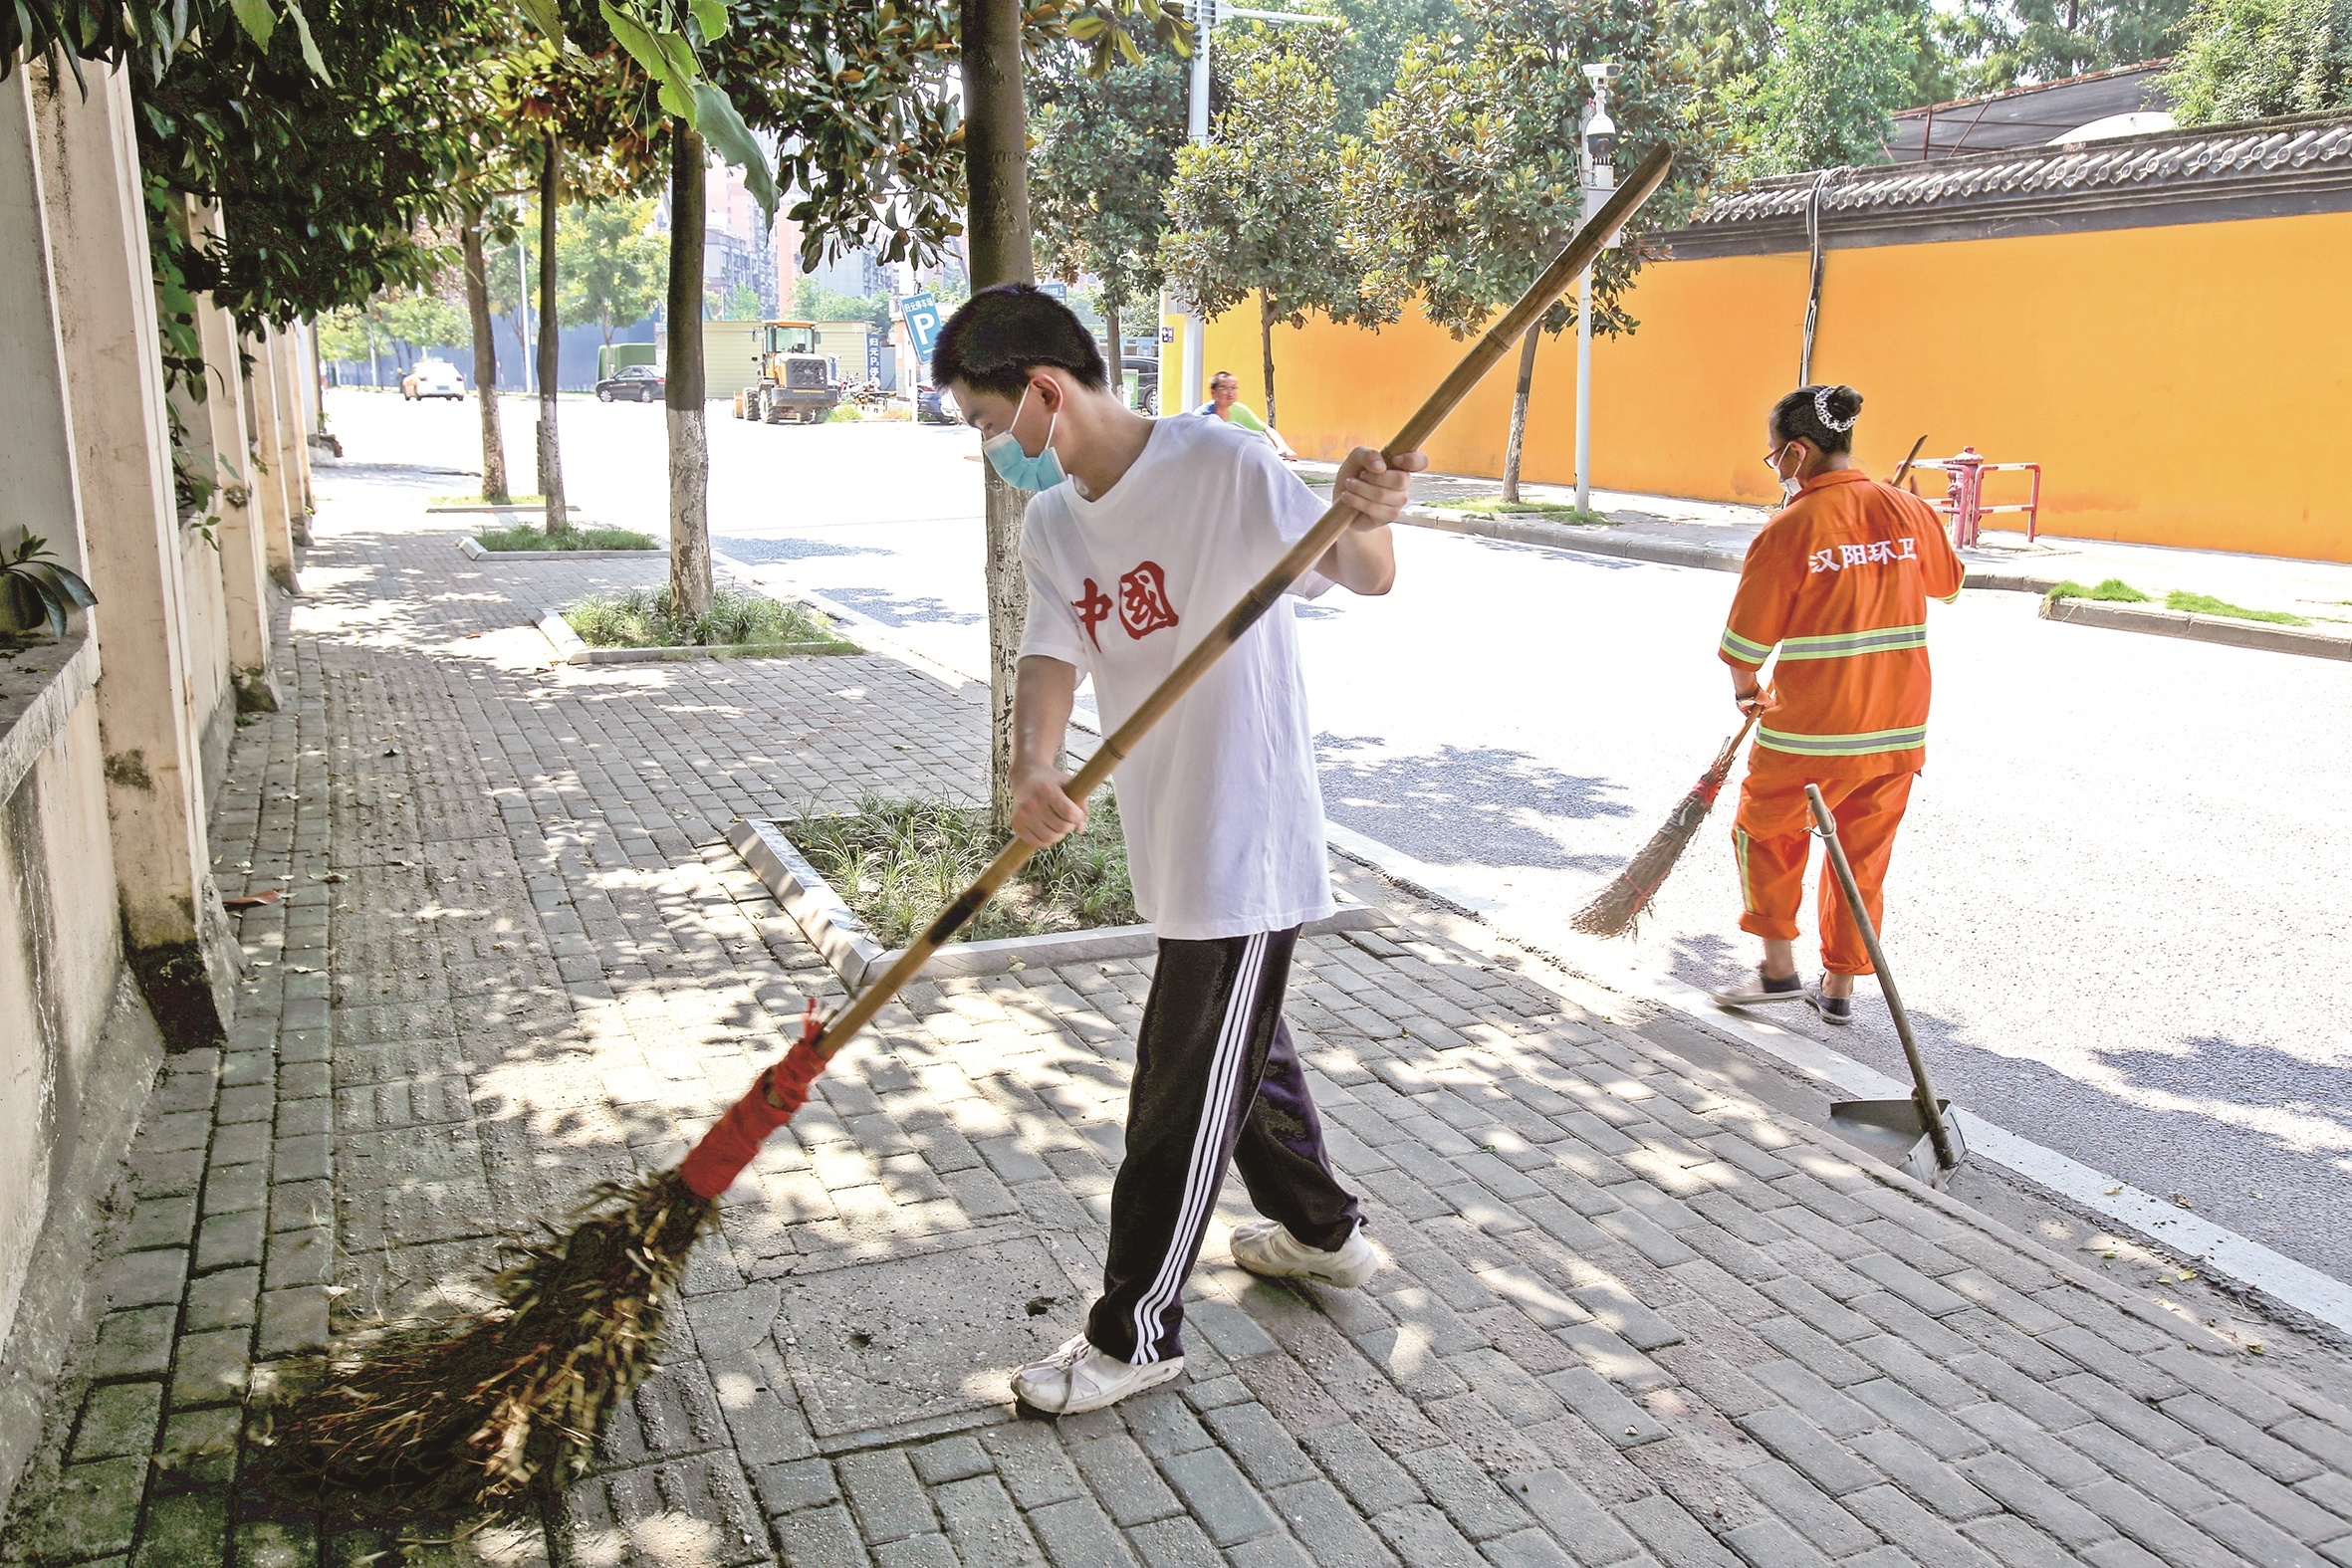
1732 771 1915 977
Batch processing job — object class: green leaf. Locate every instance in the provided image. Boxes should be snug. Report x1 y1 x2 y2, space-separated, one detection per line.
228 0 274 49
692 80 779 223
517 0 566 42
283 0 330 82
600 2 690 94
688 0 728 42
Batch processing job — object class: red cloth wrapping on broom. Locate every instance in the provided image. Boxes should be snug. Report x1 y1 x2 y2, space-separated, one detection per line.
680 1032 830 1199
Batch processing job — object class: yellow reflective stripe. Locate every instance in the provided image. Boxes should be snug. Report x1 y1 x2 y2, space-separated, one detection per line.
1720 627 1772 663
1735 827 1756 914
1775 624 1928 661
1757 724 1928 757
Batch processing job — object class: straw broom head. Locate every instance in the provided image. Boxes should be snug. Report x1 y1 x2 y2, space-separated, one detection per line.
259 1169 717 1516
1571 719 1754 939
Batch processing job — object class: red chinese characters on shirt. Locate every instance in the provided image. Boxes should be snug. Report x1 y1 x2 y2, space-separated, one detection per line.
1117 561 1179 640
1071 579 1113 649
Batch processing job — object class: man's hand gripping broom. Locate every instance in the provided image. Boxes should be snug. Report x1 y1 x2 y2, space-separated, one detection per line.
267 144 1678 1517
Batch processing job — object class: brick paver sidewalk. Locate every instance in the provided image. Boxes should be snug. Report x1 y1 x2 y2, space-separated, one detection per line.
8 468 2352 1568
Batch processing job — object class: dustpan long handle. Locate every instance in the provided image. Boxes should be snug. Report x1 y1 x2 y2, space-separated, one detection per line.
1802 784 1957 1170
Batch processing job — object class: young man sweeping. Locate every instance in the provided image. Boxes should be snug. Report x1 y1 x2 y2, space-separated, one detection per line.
931 286 1427 1415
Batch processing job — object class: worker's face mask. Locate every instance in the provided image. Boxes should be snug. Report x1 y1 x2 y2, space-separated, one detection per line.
983 382 1065 493
1764 440 1802 504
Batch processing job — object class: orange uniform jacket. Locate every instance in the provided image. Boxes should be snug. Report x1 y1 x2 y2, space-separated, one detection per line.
1719 469 1965 780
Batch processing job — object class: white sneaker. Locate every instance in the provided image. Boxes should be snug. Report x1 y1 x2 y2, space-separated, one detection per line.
1011 1333 1184 1415
1230 1220 1379 1288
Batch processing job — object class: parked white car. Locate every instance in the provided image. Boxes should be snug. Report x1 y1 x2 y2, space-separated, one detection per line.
401 359 465 401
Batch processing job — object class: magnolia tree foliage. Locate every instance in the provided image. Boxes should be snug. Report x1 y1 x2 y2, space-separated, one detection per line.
1161 31 1373 423
1343 0 1719 493
2167 0 2352 119
1032 46 1186 380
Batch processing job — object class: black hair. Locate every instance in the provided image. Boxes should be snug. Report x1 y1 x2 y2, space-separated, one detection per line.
1210 369 1238 386
1770 384 1864 454
930 284 1107 399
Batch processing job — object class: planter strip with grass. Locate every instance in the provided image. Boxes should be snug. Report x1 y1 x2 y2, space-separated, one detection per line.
540 586 860 664
459 522 663 560
730 795 1382 986
2040 578 2351 661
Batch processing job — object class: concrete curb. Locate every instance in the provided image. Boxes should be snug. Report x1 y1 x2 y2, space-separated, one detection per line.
2039 591 2352 661
456 535 664 561
1400 506 2069 594
535 607 589 664
427 502 583 516
577 640 858 665
726 816 1383 988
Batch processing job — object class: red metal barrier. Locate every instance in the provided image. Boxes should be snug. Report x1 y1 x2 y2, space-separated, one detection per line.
1906 446 2042 547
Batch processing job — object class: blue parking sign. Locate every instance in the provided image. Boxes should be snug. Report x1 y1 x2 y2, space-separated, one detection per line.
901 292 942 364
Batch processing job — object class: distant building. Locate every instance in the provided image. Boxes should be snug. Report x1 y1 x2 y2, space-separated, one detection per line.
1887 64 2175 162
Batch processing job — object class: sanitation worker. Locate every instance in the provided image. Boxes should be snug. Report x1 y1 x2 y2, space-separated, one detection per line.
930 284 1427 1415
1709 384 1964 1024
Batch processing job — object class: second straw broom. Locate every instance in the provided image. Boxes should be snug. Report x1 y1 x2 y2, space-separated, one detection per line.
267 142 1682 1516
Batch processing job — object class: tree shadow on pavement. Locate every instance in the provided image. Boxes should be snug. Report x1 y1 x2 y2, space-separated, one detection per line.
714 535 888 564
822 587 984 626
1316 732 1631 871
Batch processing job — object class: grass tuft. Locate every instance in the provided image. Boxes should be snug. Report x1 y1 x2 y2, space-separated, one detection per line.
1446 497 1616 525
564 586 851 650
474 523 658 553
2163 589 2309 626
825 404 863 423
789 792 1137 947
2046 577 2152 603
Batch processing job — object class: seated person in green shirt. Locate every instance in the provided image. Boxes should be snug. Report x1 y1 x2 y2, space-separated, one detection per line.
1193 370 1299 460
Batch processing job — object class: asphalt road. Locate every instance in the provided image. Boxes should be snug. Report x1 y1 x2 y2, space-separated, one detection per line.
336 390 2352 1285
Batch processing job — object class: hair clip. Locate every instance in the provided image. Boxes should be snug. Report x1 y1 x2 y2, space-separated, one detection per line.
1813 385 1856 432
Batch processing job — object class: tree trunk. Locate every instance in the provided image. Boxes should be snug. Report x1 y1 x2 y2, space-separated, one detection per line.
1104 296 1121 406
1501 322 1539 504
667 126 713 622
962 0 1036 837
536 135 566 535
460 208 508 503
1259 290 1277 429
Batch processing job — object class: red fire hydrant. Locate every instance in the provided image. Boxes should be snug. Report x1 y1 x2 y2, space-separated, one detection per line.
1910 447 2042 548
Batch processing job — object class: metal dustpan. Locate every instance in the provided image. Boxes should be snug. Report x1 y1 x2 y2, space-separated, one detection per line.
1830 1095 1966 1191
1805 785 1967 1190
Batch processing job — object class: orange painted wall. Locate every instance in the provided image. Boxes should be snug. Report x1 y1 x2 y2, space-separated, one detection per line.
1203 210 2352 561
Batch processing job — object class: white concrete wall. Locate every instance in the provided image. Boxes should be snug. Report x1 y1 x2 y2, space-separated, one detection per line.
0 679 120 1346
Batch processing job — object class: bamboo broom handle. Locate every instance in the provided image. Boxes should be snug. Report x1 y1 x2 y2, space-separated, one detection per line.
811 144 1678 1060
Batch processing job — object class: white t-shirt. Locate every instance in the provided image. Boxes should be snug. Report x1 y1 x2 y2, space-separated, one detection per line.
1018 414 1335 941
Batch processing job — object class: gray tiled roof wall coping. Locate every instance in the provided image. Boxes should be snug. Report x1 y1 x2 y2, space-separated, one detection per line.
1687 111 2352 227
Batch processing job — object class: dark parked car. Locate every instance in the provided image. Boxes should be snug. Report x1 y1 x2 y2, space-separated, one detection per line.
595 364 664 402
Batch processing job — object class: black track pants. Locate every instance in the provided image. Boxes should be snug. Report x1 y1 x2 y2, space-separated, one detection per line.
1084 926 1361 1365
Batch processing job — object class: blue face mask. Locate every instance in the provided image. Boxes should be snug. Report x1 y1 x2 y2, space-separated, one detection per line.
983 384 1065 492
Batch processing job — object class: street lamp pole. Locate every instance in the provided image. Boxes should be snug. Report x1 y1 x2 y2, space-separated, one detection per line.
1575 63 1619 513
517 226 534 397
1164 0 1344 417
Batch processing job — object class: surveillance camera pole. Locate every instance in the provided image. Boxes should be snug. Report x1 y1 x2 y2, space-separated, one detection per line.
1575 63 1619 513
1164 0 1346 418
